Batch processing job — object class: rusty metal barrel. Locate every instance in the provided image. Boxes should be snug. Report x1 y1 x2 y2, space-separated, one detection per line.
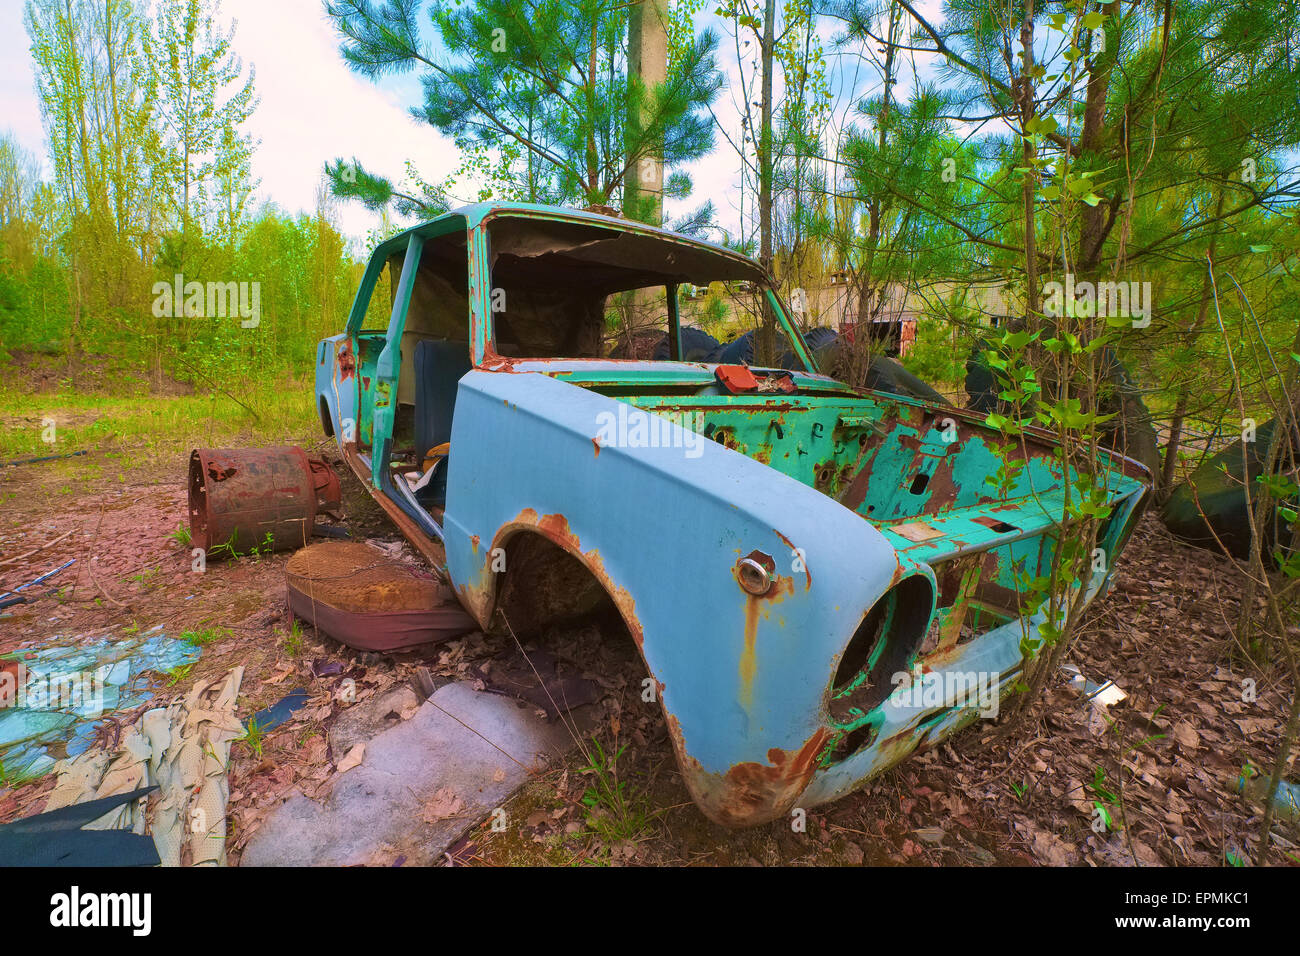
188 446 342 559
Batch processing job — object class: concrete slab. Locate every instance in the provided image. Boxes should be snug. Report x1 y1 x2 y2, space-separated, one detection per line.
240 681 574 866
327 685 421 757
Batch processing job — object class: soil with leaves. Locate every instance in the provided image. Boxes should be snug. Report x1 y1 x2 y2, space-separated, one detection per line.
1 450 1295 866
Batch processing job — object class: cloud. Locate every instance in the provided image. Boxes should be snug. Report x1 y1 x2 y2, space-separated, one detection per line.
0 4 51 171
222 0 455 250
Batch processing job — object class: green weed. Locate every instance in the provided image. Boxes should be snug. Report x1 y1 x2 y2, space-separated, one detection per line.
163 662 194 686
239 717 266 759
180 627 229 647
282 619 305 657
577 737 660 844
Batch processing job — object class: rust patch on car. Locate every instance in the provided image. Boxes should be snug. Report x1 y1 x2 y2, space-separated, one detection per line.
737 554 793 712
772 528 810 591
478 347 527 372
675 723 833 826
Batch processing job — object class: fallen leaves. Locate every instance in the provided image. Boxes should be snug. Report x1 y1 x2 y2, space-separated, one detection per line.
262 664 297 686
423 787 465 822
1172 721 1201 750
336 743 365 774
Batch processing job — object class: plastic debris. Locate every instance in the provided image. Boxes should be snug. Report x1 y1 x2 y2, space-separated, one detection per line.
1237 762 1300 826
0 449 88 469
310 659 343 678
1061 663 1127 708
0 786 160 867
0 558 76 609
1060 663 1127 736
246 688 310 733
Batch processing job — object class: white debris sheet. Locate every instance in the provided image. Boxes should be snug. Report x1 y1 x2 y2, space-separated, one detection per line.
43 667 245 866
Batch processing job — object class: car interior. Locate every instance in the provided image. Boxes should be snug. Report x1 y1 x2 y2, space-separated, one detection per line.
381 217 803 523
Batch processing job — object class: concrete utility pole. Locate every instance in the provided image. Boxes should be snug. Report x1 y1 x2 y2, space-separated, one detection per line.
758 0 775 274
627 0 668 225
756 0 777 364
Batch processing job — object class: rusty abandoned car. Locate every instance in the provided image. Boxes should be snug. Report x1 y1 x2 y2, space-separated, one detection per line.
313 202 1150 826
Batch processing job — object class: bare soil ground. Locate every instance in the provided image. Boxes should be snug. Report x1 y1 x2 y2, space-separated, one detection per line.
1 449 1296 866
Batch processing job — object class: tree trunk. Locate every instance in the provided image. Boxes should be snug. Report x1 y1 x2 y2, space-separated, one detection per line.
758 0 775 274
626 0 667 224
1019 0 1038 320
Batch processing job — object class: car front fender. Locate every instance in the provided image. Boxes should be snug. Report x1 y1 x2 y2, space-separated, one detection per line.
442 369 933 825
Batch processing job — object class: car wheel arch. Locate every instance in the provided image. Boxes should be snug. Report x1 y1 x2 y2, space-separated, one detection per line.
476 524 659 682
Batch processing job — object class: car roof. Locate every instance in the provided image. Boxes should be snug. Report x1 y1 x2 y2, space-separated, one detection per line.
370 201 769 281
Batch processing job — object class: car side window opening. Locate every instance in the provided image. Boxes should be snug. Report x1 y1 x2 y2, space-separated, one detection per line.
355 254 398 332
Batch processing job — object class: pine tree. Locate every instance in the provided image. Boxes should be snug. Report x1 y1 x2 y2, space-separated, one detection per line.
323 0 721 219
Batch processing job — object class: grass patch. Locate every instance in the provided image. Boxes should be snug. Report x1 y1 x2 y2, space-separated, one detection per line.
281 619 305 657
239 716 266 759
0 376 321 465
127 566 161 590
163 662 195 686
180 626 231 647
577 736 662 844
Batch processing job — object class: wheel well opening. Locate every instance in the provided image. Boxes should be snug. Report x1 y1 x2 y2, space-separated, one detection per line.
491 530 644 673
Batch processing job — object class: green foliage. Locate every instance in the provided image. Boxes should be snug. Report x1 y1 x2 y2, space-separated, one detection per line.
238 716 265 759
148 0 258 238
164 662 195 686
281 619 304 657
181 626 230 646
577 736 660 842
324 157 448 219
900 313 967 388
6 0 361 398
324 0 722 217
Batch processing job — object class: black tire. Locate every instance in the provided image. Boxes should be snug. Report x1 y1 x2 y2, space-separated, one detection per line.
964 354 1001 413
714 329 755 365
1161 417 1298 565
652 326 721 362
964 341 1160 477
865 355 948 404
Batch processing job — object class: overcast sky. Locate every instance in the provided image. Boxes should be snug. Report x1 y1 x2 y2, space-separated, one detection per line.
0 0 944 256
